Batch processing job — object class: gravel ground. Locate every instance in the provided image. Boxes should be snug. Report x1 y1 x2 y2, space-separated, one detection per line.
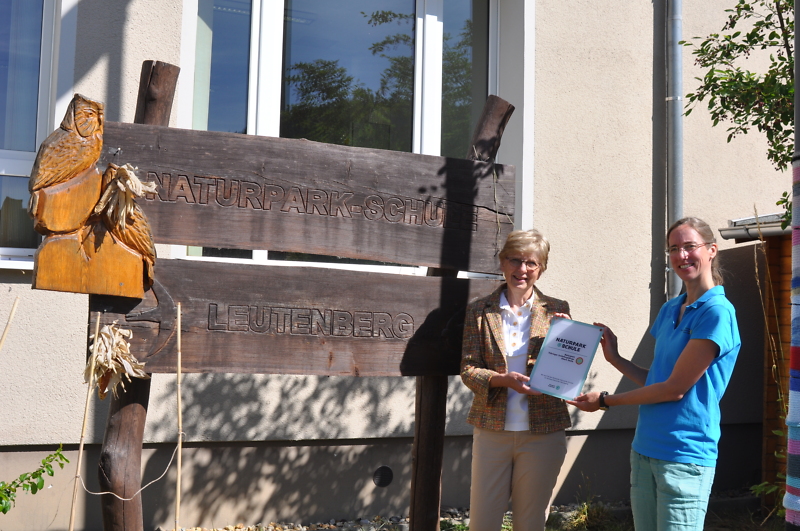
161 504 599 531
162 495 781 531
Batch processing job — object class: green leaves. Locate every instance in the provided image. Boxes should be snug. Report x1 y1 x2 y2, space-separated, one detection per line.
0 445 69 514
777 190 792 228
683 0 794 171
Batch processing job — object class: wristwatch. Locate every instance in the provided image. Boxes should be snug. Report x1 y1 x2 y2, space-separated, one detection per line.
598 391 610 411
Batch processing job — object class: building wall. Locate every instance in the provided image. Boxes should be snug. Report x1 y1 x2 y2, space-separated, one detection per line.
0 0 777 527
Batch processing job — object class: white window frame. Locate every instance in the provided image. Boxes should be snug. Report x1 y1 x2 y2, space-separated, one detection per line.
175 0 497 275
0 0 66 270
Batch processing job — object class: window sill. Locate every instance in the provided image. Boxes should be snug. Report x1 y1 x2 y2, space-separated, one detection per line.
0 258 34 270
0 149 35 176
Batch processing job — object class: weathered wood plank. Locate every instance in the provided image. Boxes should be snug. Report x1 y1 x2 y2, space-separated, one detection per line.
99 122 514 274
89 259 499 376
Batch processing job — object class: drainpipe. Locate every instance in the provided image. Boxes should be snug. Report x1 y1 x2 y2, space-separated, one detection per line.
665 0 683 300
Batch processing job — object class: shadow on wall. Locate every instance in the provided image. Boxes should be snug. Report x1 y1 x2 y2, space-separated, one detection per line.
147 374 421 445
70 0 137 122
555 243 765 505
133 435 473 527
132 373 473 525
143 440 413 526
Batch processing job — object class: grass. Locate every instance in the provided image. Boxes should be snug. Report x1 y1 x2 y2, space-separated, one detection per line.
545 502 632 531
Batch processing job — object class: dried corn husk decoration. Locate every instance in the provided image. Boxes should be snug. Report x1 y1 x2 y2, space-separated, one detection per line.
85 320 149 399
94 163 157 232
93 162 158 287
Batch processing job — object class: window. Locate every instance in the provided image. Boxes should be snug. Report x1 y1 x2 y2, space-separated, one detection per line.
280 0 416 152
0 0 56 267
183 0 489 268
191 0 490 155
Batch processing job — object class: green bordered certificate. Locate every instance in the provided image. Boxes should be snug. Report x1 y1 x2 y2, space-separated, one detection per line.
528 318 603 400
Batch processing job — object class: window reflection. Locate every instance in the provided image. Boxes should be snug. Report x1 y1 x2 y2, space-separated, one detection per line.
0 176 38 248
280 0 489 158
281 0 415 152
0 0 44 152
195 0 251 133
441 0 488 159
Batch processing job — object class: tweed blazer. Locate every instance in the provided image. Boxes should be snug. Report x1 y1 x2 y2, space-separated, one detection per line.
460 284 572 433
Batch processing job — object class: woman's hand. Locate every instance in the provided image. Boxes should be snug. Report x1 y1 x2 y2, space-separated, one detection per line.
553 312 571 320
593 323 623 366
490 371 543 395
566 392 601 412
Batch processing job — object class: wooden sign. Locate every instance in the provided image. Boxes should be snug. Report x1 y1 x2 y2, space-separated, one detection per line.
99 122 515 274
80 60 516 531
89 259 500 376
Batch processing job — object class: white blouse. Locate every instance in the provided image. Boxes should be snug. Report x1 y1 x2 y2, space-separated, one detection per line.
499 289 534 431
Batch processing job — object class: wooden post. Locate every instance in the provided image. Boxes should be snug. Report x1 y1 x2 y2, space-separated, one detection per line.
98 60 179 531
464 95 515 162
409 96 515 531
409 374 449 531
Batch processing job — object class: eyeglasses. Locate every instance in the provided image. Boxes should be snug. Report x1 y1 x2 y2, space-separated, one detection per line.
506 257 540 270
667 242 711 256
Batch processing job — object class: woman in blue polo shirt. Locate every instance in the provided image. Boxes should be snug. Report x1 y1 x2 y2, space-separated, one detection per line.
568 217 741 531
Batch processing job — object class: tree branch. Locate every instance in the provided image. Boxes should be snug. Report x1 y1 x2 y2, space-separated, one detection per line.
775 0 793 78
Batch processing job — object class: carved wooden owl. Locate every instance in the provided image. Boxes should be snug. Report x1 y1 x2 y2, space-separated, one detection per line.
96 164 157 287
28 94 104 212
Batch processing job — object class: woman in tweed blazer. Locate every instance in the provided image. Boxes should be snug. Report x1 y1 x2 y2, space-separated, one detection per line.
461 229 571 531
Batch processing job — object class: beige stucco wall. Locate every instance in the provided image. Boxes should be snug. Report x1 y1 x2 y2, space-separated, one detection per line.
72 0 183 125
527 0 781 432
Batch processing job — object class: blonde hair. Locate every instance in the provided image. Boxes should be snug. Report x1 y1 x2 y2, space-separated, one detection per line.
667 217 723 285
499 229 550 273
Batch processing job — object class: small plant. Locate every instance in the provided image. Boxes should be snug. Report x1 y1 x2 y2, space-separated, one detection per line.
561 500 619 531
560 474 620 531
440 520 469 531
0 445 69 514
355 516 397 531
777 191 792 230
751 430 787 522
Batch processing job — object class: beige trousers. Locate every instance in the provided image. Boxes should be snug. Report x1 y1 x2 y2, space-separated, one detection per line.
469 427 567 531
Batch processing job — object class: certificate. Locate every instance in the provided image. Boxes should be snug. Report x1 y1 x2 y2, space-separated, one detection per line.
527 318 603 400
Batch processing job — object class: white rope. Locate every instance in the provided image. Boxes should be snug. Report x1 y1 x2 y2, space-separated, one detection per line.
0 295 20 354
75 433 184 502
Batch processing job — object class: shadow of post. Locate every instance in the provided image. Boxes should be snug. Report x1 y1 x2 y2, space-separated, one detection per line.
408 95 515 530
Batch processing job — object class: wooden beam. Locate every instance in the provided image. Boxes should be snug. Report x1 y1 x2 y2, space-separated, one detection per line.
99 122 514 274
98 60 179 531
89 259 499 376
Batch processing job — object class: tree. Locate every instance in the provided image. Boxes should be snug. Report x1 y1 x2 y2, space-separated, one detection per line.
683 0 794 171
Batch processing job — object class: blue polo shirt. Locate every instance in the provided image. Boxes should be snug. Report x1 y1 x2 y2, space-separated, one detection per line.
631 286 740 467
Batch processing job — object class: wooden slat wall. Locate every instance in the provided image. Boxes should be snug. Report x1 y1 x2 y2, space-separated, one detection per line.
763 234 791 508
